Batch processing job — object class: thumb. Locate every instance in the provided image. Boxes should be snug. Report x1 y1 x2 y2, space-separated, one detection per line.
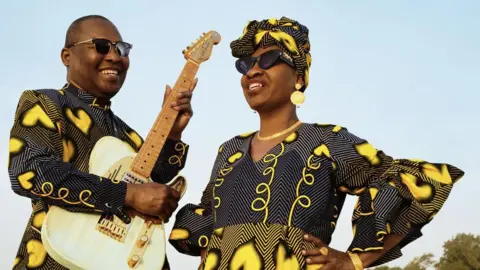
163 85 172 107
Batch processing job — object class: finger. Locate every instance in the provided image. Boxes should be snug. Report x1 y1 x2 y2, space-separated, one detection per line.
301 249 321 257
171 97 191 107
165 197 179 216
172 104 192 112
164 201 177 220
175 90 193 100
170 200 179 213
305 255 329 265
167 193 179 209
189 78 198 92
159 207 172 222
152 218 163 224
170 188 181 200
145 215 163 224
304 234 327 248
156 199 173 219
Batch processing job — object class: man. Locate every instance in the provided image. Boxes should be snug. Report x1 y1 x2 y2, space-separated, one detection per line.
9 15 196 270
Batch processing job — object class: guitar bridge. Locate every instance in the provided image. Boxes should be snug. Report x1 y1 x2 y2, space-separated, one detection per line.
95 172 146 242
96 213 132 242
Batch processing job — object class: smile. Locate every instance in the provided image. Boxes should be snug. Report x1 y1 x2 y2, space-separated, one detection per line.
248 82 264 92
100 69 119 76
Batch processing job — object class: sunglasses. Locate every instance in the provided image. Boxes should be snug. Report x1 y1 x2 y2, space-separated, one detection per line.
66 38 133 57
235 49 295 75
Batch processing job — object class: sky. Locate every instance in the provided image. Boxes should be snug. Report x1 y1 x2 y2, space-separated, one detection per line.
0 0 478 269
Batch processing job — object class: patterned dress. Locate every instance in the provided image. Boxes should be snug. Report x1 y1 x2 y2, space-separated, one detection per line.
8 83 188 270
169 123 463 269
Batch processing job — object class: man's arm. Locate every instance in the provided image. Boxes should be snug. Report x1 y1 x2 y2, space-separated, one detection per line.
8 90 127 217
149 135 189 184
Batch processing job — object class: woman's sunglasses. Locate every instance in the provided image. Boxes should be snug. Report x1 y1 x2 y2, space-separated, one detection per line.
66 38 133 58
235 49 295 75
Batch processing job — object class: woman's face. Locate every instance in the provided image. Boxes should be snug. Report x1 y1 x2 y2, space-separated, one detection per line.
239 45 301 112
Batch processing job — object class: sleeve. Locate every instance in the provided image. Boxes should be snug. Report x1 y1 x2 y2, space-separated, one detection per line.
328 127 464 266
168 143 226 256
150 138 189 184
8 90 127 216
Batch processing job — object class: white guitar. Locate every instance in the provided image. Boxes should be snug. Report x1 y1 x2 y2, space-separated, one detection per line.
40 31 221 270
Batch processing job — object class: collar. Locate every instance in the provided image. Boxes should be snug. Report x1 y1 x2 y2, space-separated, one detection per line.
61 83 111 110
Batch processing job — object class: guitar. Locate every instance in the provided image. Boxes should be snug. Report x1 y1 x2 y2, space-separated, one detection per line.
40 31 221 270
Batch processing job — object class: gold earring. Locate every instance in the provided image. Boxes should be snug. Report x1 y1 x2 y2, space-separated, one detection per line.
290 83 305 107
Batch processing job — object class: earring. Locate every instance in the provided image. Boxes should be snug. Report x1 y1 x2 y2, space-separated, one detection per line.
290 83 305 107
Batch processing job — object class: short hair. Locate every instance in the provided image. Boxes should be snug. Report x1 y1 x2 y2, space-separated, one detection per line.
64 15 111 47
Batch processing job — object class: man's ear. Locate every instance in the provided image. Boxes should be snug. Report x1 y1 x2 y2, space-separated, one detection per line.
61 48 71 67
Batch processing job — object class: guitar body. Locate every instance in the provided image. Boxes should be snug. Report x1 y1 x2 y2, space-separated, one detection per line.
41 136 186 270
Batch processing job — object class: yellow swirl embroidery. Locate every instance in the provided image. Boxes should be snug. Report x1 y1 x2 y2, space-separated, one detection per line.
251 143 285 223
288 153 320 226
31 182 94 207
168 142 187 166
198 235 209 248
213 178 224 209
212 164 234 222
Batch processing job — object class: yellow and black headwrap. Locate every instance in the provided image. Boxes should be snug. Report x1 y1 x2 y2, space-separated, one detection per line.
230 17 312 91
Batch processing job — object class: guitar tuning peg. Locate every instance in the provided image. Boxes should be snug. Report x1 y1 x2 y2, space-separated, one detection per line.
182 50 185 54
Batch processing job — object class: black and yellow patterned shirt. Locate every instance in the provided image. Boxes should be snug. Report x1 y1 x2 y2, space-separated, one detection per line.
8 83 188 270
169 123 463 270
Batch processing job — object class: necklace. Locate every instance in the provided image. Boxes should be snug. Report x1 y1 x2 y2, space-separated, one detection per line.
257 121 302 141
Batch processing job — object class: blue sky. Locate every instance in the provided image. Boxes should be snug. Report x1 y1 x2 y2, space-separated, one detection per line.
0 1 478 269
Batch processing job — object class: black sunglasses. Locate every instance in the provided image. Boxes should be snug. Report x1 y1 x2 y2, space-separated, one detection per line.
235 49 295 75
66 38 133 57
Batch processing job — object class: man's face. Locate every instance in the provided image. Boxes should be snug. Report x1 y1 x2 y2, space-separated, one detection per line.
62 18 130 98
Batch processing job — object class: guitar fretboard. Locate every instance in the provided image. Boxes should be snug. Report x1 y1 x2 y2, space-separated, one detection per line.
131 60 199 179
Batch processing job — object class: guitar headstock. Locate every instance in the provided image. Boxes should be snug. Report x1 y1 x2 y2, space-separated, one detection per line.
182 31 221 63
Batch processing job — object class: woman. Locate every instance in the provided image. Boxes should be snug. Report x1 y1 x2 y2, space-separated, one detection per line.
169 17 464 270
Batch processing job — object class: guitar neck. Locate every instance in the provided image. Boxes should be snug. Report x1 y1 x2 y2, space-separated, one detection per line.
131 60 199 179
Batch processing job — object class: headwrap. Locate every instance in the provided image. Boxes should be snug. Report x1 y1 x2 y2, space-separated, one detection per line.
230 17 312 91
